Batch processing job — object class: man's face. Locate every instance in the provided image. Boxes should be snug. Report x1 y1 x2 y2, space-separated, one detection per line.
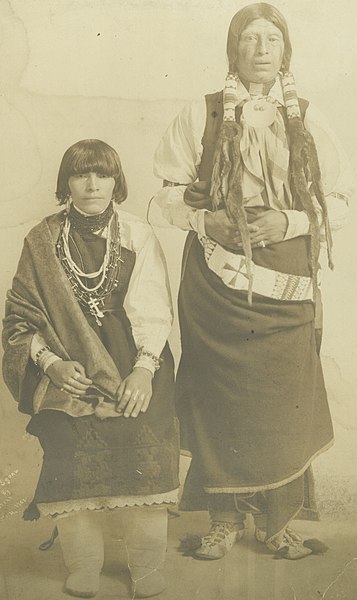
236 18 284 84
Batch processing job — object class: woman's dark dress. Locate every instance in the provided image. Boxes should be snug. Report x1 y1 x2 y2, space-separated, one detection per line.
26 225 179 513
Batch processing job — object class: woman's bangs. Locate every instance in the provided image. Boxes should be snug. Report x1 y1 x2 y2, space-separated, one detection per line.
70 146 120 178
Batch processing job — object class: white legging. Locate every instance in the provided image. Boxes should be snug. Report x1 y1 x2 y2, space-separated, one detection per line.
56 505 168 578
56 510 104 576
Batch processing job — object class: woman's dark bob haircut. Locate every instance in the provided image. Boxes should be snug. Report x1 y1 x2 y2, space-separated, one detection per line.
227 2 292 73
56 139 128 205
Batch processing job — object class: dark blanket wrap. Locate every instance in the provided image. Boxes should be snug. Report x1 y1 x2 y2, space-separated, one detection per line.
178 234 333 493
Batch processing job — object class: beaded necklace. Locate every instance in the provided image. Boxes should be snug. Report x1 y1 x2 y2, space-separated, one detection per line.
57 208 123 326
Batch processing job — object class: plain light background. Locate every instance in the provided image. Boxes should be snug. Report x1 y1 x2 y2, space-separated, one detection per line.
0 0 357 520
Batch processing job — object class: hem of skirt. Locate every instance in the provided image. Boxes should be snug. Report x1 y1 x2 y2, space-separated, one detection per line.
37 489 180 517
203 439 334 495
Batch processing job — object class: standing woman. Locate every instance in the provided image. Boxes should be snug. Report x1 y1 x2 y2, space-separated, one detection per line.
3 139 179 598
151 3 353 560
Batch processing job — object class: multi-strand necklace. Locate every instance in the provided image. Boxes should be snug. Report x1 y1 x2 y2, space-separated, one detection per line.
57 203 123 326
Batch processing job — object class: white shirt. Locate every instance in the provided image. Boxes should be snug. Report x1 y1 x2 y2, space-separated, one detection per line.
150 79 353 241
31 208 173 376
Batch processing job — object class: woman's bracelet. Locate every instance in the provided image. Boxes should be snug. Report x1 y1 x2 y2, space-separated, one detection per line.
135 347 162 372
33 345 51 366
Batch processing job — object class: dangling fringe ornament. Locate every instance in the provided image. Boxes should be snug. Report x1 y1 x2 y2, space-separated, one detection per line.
210 73 254 303
304 133 334 270
280 71 334 297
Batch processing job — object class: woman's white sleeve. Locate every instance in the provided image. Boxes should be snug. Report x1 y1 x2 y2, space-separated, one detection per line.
123 223 173 375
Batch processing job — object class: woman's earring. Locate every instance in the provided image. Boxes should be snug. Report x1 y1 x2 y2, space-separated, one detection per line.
65 195 71 214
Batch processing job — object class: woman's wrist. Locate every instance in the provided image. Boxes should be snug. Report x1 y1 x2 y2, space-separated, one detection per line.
32 344 62 373
133 366 154 379
134 347 162 375
43 355 63 374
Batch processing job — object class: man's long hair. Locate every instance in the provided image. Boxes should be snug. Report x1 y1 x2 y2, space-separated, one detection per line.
211 3 332 301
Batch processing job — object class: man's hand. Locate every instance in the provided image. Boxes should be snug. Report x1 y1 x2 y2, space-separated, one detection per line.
238 210 288 248
205 209 288 250
204 209 259 250
184 181 211 208
116 368 153 418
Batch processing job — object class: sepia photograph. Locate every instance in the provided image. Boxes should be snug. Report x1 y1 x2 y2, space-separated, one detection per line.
0 0 356 598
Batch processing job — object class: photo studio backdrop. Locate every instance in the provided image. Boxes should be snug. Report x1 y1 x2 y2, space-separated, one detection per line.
0 0 356 519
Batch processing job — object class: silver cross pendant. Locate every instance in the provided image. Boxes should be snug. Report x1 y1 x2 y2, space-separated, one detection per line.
88 296 105 326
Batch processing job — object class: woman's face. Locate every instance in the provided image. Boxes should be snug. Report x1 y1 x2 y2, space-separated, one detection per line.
236 18 284 84
68 172 115 214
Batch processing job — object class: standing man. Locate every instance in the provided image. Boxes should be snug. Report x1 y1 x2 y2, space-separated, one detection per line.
151 3 353 560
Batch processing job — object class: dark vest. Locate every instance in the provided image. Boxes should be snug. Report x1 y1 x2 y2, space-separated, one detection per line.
195 91 323 341
198 90 309 182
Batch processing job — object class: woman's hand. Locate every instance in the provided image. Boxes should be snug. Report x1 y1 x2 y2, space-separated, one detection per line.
46 360 92 397
238 210 288 248
204 209 259 250
116 368 153 418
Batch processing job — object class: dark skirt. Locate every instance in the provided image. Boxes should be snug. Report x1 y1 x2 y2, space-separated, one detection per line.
27 343 179 510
